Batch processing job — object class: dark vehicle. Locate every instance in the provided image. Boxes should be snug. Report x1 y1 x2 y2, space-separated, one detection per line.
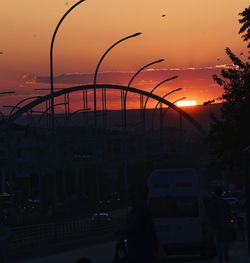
223 197 240 209
90 213 112 224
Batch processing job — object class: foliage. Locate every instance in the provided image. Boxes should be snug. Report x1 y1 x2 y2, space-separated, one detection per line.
239 6 250 53
206 6 250 168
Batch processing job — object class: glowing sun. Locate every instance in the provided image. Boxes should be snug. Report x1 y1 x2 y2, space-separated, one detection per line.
176 100 197 107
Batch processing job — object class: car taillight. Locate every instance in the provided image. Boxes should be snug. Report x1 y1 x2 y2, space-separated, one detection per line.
229 217 235 224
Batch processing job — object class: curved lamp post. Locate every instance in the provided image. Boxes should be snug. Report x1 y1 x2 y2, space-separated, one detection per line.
4 104 36 125
50 0 86 130
160 96 186 132
0 91 16 95
93 33 141 212
67 107 91 125
123 59 164 127
93 32 141 128
142 75 178 129
125 59 164 102
94 32 141 127
143 76 178 110
151 88 182 129
8 96 41 117
38 102 66 125
160 96 186 123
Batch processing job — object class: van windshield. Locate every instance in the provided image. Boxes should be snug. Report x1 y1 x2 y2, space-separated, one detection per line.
149 196 198 218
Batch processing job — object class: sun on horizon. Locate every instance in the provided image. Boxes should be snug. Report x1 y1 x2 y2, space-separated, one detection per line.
176 100 197 107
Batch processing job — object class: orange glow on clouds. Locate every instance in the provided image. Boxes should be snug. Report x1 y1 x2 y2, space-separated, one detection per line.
176 100 197 107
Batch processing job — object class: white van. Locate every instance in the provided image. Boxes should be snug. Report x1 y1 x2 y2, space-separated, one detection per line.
147 168 215 256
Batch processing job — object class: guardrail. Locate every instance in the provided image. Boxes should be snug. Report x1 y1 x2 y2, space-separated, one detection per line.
11 217 125 251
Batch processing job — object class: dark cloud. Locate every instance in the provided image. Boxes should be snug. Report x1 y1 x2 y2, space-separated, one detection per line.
36 67 224 85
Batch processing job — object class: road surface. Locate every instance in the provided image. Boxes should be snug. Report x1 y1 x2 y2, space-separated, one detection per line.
19 240 219 263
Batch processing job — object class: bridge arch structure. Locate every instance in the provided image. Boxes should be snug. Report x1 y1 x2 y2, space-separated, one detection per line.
1 84 207 210
5 84 205 135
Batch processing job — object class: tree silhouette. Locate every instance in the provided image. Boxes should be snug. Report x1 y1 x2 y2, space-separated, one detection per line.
239 6 250 52
206 6 250 168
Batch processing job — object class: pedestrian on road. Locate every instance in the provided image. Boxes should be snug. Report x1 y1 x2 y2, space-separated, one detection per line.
234 212 245 241
115 183 157 263
209 186 232 263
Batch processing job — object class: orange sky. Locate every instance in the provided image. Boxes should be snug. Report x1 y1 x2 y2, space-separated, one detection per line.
0 0 249 111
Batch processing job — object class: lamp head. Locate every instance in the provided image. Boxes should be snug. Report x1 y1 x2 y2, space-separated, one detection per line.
156 59 164 63
131 32 142 37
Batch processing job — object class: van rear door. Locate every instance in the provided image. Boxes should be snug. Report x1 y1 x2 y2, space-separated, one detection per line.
149 195 202 245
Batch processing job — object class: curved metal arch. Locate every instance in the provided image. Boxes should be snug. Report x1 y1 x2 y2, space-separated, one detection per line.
160 96 186 123
5 84 206 135
9 96 41 117
156 97 186 131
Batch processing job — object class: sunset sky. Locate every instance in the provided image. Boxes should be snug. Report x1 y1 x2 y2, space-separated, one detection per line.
0 0 249 111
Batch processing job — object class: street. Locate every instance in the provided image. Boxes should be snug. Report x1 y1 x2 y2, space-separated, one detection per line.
17 240 222 263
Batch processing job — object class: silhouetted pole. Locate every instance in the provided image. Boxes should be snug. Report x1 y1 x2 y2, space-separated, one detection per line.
50 0 86 130
0 91 15 95
160 96 186 123
49 0 86 209
143 76 178 110
92 33 141 212
143 76 178 129
123 59 164 127
151 88 182 130
93 32 141 128
8 96 41 117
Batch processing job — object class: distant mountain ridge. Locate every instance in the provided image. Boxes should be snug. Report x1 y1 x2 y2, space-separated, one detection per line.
9 103 222 136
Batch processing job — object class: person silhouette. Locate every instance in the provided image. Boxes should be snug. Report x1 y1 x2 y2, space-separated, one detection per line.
116 183 157 263
209 187 232 263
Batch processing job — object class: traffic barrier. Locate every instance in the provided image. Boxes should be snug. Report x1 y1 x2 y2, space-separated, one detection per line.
10 217 125 251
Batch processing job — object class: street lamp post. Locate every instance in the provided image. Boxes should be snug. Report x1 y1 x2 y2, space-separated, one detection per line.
121 59 164 209
49 0 86 210
0 91 16 95
93 32 141 128
50 0 86 130
151 88 182 130
143 76 178 110
92 32 141 212
142 76 178 129
8 96 41 117
123 59 164 128
160 96 186 123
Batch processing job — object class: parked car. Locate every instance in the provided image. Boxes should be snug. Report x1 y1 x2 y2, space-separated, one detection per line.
223 197 240 209
90 213 112 224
